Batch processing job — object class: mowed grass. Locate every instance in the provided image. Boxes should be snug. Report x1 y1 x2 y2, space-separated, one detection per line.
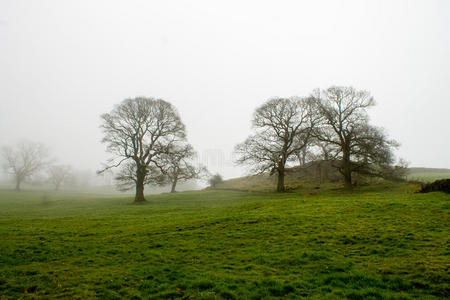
0 185 449 299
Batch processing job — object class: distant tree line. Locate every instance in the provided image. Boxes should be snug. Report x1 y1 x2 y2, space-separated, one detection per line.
0 141 91 191
235 86 407 192
1 141 49 190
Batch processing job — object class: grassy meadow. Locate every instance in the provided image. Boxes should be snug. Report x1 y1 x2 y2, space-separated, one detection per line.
0 184 449 299
407 168 450 183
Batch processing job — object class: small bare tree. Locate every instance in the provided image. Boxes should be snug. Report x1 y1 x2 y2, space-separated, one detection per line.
158 143 206 193
98 97 186 203
294 145 317 166
47 165 72 190
314 86 399 188
208 173 223 188
1 141 49 191
235 97 319 192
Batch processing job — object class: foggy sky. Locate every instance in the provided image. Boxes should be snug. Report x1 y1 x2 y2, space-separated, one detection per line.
1 0 449 179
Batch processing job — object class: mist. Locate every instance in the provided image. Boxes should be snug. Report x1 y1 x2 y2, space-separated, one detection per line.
1 2 450 298
1 0 449 182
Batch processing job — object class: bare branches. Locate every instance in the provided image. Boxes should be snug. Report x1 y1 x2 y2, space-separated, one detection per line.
235 97 318 192
1 141 49 190
97 157 129 175
235 86 400 191
47 165 71 190
156 142 206 192
99 97 186 202
313 86 398 188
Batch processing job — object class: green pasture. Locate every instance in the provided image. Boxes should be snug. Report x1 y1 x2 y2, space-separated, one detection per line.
407 168 450 182
0 184 448 299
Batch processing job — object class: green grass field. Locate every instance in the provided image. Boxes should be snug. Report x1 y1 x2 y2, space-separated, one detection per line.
407 172 450 183
0 184 449 299
407 168 450 183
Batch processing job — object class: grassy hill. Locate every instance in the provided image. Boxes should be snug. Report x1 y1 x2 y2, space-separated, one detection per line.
214 161 343 192
0 184 448 299
407 167 450 182
215 163 450 192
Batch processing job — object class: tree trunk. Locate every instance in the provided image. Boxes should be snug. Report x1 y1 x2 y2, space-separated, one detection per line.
342 149 352 189
343 169 352 189
301 148 306 165
277 168 285 192
135 181 146 203
134 168 146 203
317 162 322 183
15 179 21 191
170 178 178 193
323 161 329 182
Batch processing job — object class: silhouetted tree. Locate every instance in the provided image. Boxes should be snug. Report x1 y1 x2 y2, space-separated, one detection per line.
1 141 49 191
208 174 223 188
98 97 186 203
314 86 398 189
235 97 319 192
47 164 72 190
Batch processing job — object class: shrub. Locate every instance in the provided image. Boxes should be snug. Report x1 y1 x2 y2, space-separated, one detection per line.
419 179 450 194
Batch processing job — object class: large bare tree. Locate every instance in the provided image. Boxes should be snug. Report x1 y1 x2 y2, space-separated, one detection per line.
314 86 399 189
235 97 319 192
99 97 186 203
1 141 49 191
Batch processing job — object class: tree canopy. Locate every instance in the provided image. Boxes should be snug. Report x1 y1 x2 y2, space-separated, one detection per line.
1 141 49 191
99 97 186 202
314 86 399 188
235 97 319 192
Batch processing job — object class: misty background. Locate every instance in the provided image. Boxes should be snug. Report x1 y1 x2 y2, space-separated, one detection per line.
0 0 449 183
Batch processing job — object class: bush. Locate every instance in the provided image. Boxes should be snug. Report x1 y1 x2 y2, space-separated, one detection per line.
208 174 223 188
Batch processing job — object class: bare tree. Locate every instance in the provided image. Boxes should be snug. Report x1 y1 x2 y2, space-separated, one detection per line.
1 141 49 191
158 143 206 193
235 97 319 192
314 86 399 189
112 161 166 192
98 97 186 203
47 165 72 190
316 140 333 161
208 173 223 188
294 145 318 166
313 140 334 183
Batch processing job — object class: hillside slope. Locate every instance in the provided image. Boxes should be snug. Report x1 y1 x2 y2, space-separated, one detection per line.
407 167 450 182
216 163 450 192
215 161 383 192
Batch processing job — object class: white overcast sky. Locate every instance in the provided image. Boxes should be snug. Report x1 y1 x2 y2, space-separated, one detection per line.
0 0 449 179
